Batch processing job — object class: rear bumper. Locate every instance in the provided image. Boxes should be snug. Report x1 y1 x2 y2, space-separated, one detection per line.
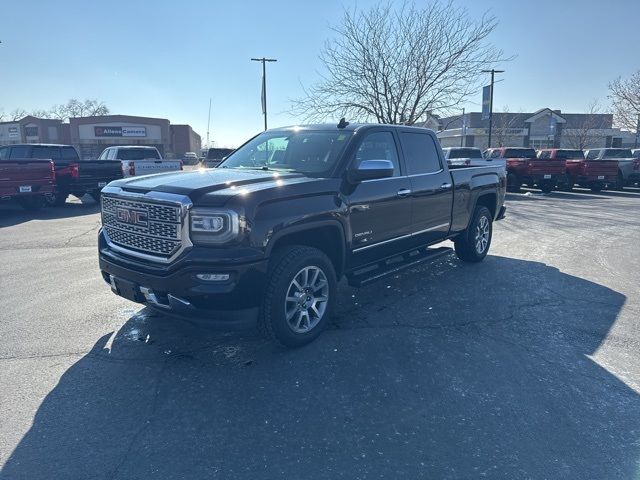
574 175 617 184
98 230 268 324
521 174 563 184
0 184 54 199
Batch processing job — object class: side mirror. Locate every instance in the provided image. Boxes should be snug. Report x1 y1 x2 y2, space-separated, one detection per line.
348 159 394 182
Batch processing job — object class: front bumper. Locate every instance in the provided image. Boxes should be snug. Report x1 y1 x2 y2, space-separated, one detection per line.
98 230 268 320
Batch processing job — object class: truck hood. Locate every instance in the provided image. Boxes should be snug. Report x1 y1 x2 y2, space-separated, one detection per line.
109 168 320 205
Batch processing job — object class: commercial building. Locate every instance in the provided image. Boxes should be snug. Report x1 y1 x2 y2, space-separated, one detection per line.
0 114 201 159
436 108 637 150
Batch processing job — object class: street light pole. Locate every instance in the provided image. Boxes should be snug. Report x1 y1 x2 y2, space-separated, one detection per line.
251 57 277 131
481 69 504 149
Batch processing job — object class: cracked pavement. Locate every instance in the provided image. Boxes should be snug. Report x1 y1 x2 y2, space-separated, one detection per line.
1 189 640 479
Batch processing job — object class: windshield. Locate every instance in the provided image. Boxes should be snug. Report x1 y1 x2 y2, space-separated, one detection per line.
555 150 584 159
505 148 536 158
219 130 352 175
207 148 234 160
117 148 160 160
448 148 483 159
603 149 633 158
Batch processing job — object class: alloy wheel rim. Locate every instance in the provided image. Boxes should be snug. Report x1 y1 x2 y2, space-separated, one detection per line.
475 216 490 254
285 266 329 333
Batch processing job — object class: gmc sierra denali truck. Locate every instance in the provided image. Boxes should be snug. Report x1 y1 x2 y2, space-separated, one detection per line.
99 123 506 347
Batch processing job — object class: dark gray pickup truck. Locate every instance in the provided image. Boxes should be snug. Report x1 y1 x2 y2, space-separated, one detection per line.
99 123 506 347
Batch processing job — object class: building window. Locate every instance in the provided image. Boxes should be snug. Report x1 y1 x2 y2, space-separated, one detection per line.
24 126 39 137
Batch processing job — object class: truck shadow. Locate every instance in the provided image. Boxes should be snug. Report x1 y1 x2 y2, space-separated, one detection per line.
1 256 638 479
0 196 99 229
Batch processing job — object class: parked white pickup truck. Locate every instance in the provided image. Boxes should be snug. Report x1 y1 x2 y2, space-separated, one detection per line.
98 146 182 177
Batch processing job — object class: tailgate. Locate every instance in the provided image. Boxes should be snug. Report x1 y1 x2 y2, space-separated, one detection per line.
0 160 54 186
132 160 182 176
527 159 565 175
78 161 123 182
584 160 618 176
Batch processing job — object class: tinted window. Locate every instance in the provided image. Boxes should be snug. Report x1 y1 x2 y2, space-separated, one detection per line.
207 148 234 160
0 146 8 160
585 150 599 160
504 148 536 158
98 148 109 160
554 150 583 159
116 148 160 160
603 149 633 158
31 146 61 160
633 150 640 159
447 148 482 159
354 131 401 177
9 145 30 159
400 132 441 175
490 150 502 159
538 150 550 159
61 146 79 161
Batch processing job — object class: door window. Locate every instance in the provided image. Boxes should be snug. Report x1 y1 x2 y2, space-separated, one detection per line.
354 132 401 177
9 145 30 159
400 132 442 175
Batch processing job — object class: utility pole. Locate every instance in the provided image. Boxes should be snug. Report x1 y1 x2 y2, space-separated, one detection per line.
481 69 504 149
460 107 465 147
251 57 277 131
206 98 211 148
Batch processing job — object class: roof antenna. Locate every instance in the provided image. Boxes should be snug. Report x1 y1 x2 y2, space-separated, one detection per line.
337 117 349 129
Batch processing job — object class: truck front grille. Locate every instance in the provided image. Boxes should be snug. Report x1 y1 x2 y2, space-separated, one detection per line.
101 195 183 258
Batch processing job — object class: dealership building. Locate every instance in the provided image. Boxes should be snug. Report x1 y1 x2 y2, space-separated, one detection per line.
0 114 201 159
435 108 637 150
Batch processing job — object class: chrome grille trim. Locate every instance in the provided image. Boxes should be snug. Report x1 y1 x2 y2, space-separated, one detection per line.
100 186 193 264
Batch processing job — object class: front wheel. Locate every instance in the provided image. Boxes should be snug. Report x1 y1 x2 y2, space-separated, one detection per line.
454 206 493 263
259 246 337 348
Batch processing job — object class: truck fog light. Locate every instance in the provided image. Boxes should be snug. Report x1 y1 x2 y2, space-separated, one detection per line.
196 273 230 282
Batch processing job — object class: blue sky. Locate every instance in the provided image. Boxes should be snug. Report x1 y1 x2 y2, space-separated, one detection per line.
0 0 638 147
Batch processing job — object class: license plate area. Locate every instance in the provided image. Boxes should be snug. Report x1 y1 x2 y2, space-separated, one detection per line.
543 174 552 179
597 175 605 180
110 276 143 303
98 182 107 187
19 186 32 193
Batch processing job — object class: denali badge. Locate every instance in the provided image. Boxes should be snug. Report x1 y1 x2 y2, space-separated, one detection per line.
116 207 148 227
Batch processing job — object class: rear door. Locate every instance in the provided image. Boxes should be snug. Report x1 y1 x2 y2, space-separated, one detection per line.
399 131 453 245
346 129 413 268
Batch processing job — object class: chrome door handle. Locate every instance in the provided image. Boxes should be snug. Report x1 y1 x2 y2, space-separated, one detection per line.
397 188 411 197
440 183 452 190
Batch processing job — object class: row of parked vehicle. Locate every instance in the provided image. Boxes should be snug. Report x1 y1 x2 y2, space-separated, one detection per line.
0 143 183 210
442 146 640 193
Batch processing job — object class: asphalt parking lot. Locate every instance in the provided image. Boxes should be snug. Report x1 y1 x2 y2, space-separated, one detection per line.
1 188 639 479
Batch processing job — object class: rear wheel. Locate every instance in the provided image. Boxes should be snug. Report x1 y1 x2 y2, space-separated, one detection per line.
17 196 44 211
45 190 68 207
563 175 574 191
614 172 625 191
506 173 521 193
590 183 603 192
540 183 554 194
90 190 101 202
259 246 336 348
454 206 493 263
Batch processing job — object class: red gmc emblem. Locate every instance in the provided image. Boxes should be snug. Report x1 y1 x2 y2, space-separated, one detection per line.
116 207 148 227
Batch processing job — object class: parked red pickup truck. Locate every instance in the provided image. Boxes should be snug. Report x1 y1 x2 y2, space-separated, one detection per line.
484 147 565 193
537 149 618 192
0 158 56 210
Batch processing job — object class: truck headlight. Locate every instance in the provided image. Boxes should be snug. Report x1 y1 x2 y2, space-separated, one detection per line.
190 209 239 244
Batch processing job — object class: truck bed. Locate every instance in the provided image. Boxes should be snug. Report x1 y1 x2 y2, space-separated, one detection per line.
0 159 55 199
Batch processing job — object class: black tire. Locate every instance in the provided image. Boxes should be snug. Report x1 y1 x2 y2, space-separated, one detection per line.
17 196 44 211
258 245 337 348
90 190 101 202
540 183 554 194
506 172 521 193
45 190 68 207
590 184 603 192
563 175 574 192
454 206 493 263
615 172 625 191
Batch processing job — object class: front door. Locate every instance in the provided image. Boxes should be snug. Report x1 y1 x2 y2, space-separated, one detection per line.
346 130 412 268
398 131 453 246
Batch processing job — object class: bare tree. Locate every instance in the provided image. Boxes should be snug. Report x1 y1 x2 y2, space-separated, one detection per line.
609 71 640 132
64 98 109 119
563 100 605 149
292 1 509 125
0 109 5 122
10 108 27 121
30 109 53 119
492 106 523 147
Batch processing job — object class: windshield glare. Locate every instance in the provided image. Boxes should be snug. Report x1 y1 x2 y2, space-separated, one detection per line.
603 149 633 158
219 130 352 175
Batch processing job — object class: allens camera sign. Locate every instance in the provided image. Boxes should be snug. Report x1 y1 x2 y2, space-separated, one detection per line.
94 126 147 137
